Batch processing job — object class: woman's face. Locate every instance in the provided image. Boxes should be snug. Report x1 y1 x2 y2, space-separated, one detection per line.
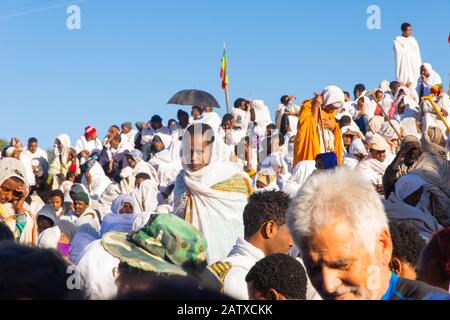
343 134 353 147
185 134 212 172
127 157 137 168
119 202 134 214
55 139 63 153
0 178 24 204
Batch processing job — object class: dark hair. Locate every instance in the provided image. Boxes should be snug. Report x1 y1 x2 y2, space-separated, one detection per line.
28 137 38 144
426 227 450 279
234 98 246 109
50 189 64 202
354 84 366 93
135 173 151 180
111 125 120 131
266 124 277 131
401 23 411 31
343 91 350 98
177 109 189 119
389 221 426 267
66 171 76 180
280 95 290 105
0 222 14 242
185 123 215 146
339 115 352 128
0 243 71 299
191 106 203 113
243 191 290 238
121 122 132 130
222 113 234 124
245 253 307 300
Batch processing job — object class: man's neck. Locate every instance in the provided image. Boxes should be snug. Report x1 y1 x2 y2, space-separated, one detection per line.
244 235 268 256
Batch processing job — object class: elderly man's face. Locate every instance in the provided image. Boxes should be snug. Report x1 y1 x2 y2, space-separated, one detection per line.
370 149 386 163
300 217 392 300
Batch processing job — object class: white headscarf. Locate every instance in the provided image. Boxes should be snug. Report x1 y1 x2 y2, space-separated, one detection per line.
110 194 135 214
0 158 28 187
322 85 345 110
55 133 71 156
419 63 442 88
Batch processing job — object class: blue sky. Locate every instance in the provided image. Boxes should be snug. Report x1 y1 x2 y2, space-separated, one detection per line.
0 0 449 149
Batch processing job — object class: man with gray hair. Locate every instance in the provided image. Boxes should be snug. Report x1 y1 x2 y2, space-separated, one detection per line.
120 122 137 147
287 168 448 300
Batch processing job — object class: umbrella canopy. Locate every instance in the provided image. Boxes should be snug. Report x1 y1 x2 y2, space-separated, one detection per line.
167 89 220 109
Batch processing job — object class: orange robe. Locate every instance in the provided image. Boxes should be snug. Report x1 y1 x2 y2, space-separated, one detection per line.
293 99 343 166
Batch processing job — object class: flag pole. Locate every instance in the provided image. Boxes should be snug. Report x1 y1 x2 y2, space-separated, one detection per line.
225 85 230 114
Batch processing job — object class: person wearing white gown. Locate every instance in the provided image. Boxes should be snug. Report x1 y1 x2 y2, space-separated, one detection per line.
394 23 422 88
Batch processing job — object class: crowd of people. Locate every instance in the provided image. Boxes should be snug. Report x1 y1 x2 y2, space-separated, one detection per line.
0 22 449 300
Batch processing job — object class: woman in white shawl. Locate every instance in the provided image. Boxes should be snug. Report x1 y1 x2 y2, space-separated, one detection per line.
48 146 80 191
173 123 253 264
0 158 37 245
392 96 421 138
417 63 443 99
100 194 136 237
81 160 112 199
383 174 442 241
149 133 182 191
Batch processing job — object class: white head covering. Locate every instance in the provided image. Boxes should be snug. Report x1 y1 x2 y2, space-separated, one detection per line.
153 133 172 150
420 63 442 87
349 138 368 156
379 121 401 140
37 204 58 226
380 80 391 93
322 85 345 110
395 174 427 201
367 134 390 151
110 194 135 214
56 133 71 148
0 158 28 187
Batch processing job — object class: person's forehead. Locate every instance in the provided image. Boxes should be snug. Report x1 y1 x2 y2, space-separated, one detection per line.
301 219 361 260
2 178 23 188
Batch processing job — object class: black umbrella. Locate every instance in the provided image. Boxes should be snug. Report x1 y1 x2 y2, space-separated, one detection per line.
167 89 220 109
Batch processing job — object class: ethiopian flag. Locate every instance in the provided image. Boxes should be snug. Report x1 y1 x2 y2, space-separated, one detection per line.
220 48 228 90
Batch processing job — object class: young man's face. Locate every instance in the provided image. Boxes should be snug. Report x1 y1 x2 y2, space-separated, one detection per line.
51 196 63 211
28 142 38 153
402 26 412 37
151 121 163 130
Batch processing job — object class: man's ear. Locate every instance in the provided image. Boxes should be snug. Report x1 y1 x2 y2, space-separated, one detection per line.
263 221 277 240
266 288 280 301
377 228 393 267
390 257 402 276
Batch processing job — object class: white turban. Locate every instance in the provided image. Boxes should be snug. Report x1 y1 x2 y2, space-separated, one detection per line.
322 85 345 110
367 134 390 151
